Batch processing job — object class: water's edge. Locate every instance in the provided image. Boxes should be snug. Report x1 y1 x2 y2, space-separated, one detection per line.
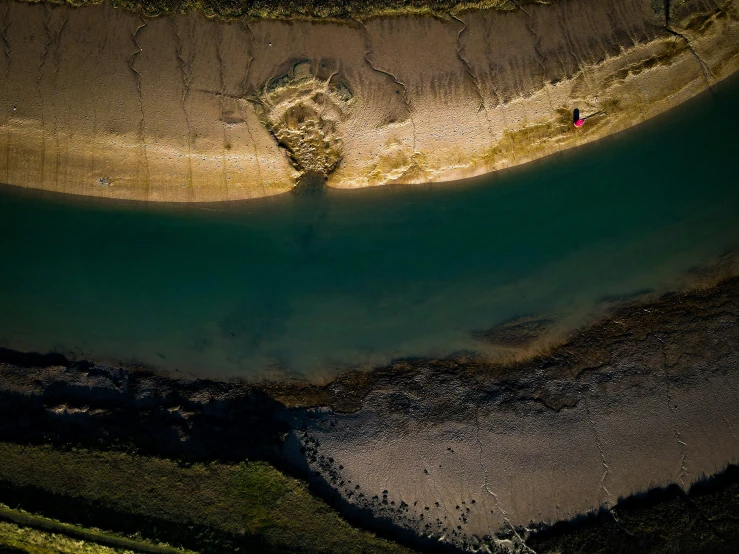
2 72 739 379
1 275 738 551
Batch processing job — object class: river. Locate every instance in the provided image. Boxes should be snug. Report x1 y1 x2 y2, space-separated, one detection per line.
1 74 738 380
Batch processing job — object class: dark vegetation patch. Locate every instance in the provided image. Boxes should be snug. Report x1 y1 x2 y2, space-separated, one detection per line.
24 0 541 21
0 348 68 368
0 481 256 553
0 444 413 554
0 503 188 554
0 373 292 464
526 465 739 553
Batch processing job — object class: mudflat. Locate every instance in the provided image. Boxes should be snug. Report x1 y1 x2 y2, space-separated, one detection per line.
0 0 737 201
1 276 738 551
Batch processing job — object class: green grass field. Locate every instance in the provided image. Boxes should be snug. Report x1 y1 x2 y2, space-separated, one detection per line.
1 521 135 554
0 517 193 554
0 443 412 554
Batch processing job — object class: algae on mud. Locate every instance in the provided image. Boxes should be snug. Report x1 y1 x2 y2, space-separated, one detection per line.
24 0 525 20
525 465 739 554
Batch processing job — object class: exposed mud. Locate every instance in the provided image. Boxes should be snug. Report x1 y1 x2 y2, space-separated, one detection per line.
1 277 738 551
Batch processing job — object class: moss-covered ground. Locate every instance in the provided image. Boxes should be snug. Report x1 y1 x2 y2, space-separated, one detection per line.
20 0 546 21
0 443 413 554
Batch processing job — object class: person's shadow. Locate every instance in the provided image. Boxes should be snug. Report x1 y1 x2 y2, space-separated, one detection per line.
573 108 580 123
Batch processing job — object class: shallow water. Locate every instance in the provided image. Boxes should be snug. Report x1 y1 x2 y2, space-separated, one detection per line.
1 76 739 380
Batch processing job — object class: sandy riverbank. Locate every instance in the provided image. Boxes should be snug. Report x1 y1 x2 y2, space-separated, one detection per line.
293 275 739 550
0 0 737 201
1 274 738 551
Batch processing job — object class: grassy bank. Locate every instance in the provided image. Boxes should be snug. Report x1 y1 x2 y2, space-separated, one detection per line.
1 520 136 554
0 516 192 554
0 443 412 554
20 0 540 20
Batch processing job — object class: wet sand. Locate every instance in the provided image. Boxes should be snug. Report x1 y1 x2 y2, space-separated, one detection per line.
0 0 737 201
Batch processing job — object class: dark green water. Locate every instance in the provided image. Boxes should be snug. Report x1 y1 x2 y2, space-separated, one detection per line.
2 77 739 380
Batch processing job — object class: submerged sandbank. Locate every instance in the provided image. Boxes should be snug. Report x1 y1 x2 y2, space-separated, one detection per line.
0 0 737 201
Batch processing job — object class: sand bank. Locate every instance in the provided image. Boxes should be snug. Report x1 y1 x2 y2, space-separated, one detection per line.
0 0 737 201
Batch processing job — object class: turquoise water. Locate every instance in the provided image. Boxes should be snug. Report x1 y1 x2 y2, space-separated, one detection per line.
1 76 739 380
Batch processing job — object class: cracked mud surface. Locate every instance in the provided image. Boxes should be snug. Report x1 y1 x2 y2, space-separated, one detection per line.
0 0 737 200
1 277 738 551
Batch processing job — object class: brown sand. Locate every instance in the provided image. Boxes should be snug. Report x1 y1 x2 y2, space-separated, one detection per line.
0 0 737 201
